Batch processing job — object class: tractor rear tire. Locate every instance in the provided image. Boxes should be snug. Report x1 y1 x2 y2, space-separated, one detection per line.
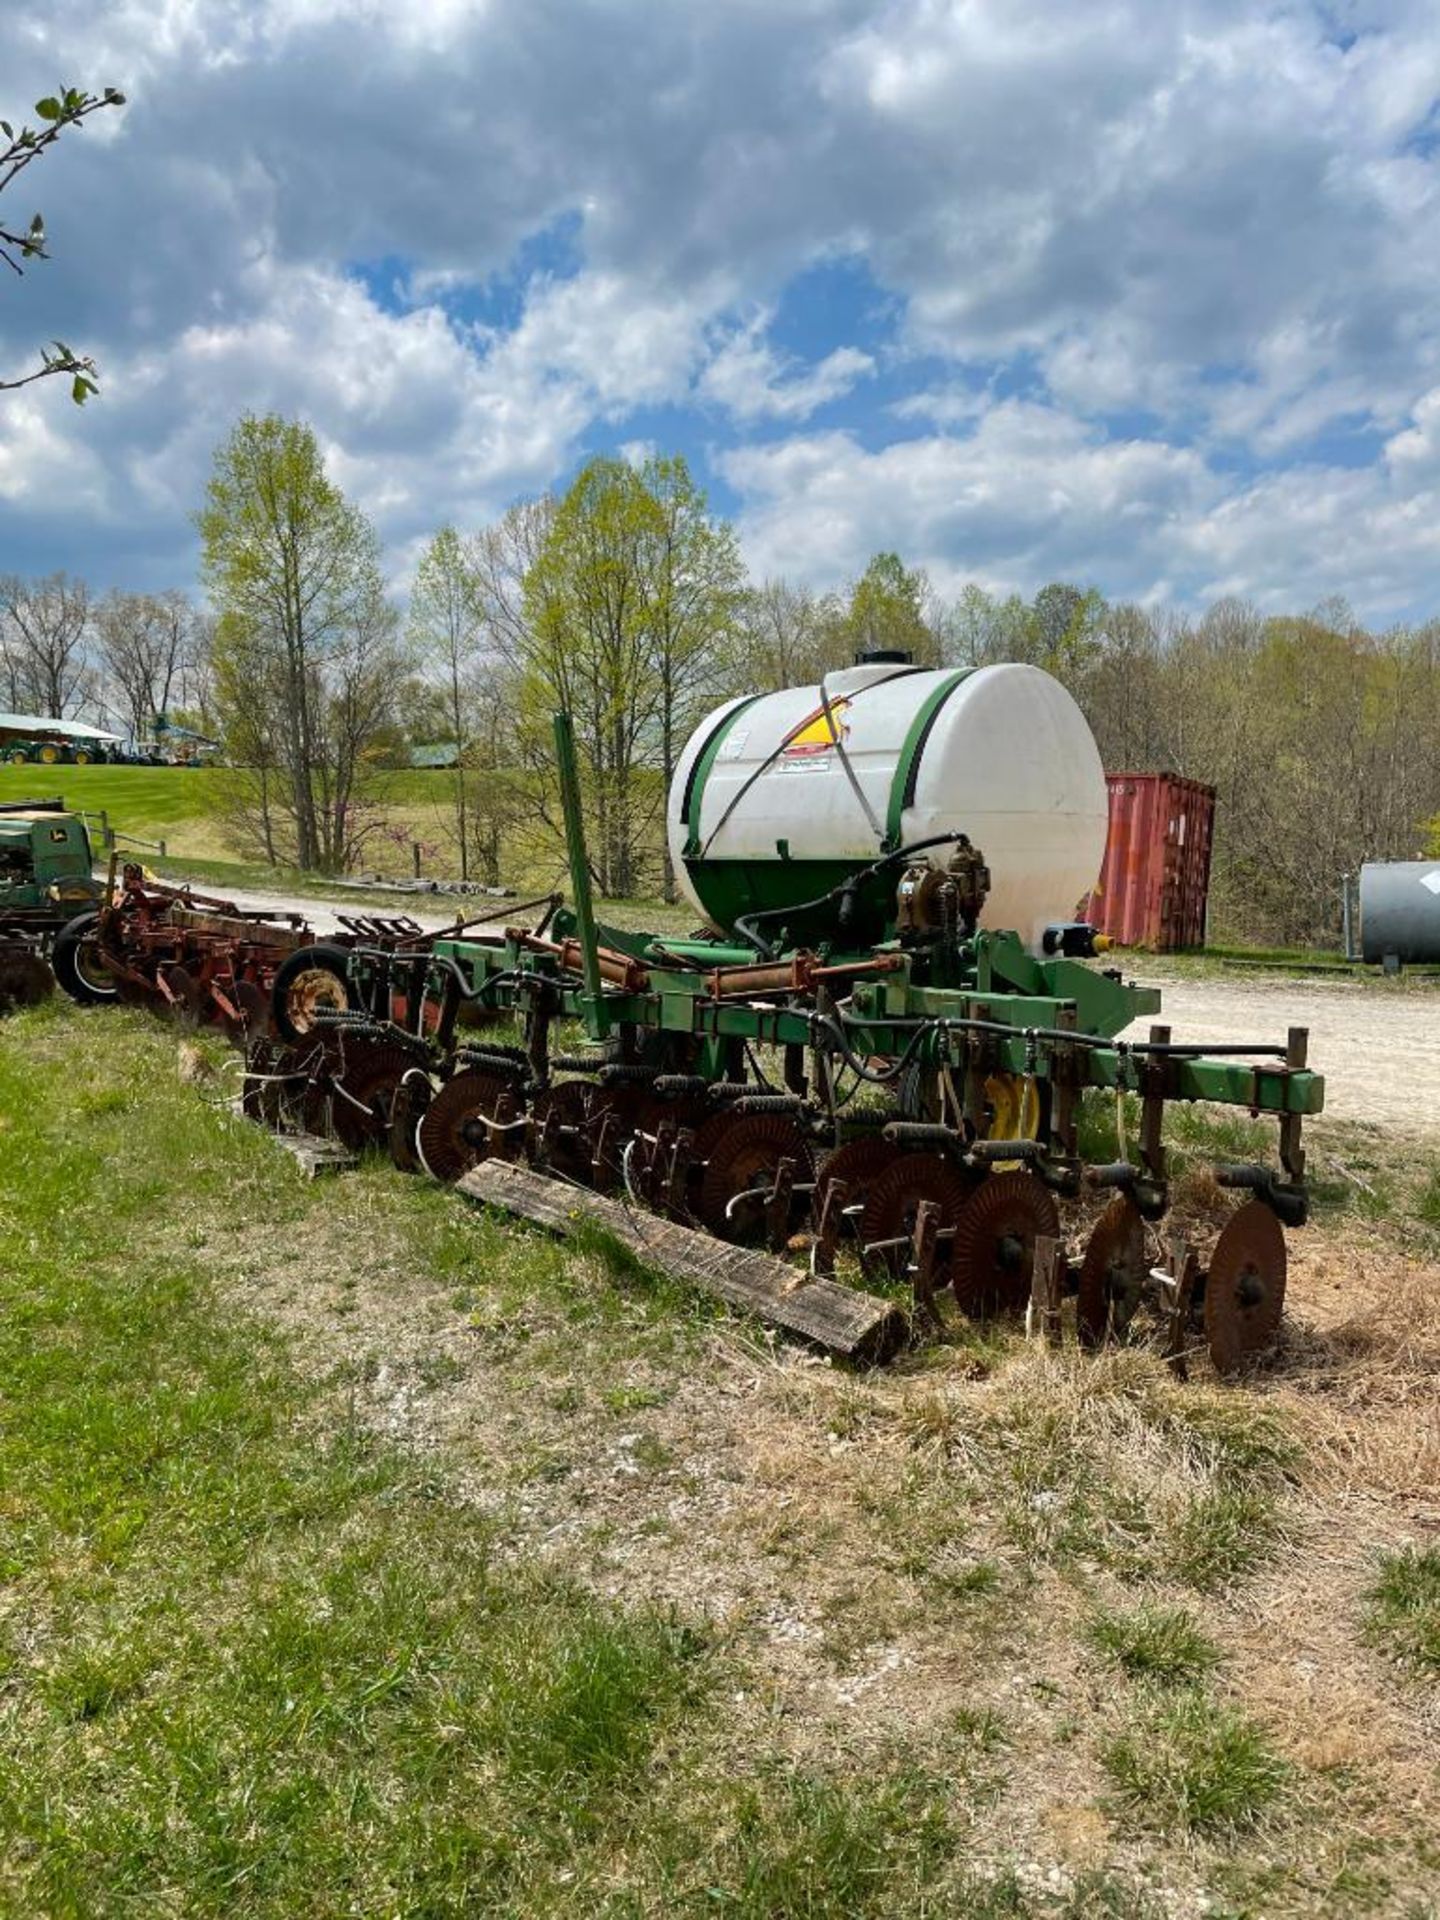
52 911 119 1005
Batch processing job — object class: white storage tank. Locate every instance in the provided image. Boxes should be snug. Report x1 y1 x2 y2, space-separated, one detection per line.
667 661 1109 952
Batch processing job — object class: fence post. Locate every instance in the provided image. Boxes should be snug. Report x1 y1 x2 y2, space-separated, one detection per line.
412 842 422 879
158 839 166 859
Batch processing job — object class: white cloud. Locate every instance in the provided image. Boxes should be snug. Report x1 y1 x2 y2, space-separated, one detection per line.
699 315 874 421
724 389 1440 622
2 0 1440 616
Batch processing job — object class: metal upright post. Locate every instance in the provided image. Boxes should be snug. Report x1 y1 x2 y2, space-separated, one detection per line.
552 709 609 1038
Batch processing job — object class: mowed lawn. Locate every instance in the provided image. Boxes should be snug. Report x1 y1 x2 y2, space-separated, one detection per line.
0 764 231 862
0 764 505 882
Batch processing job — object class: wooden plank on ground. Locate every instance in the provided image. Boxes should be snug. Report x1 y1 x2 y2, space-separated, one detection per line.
458 1160 908 1365
273 1131 359 1177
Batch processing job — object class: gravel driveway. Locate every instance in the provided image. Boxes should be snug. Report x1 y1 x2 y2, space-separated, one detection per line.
1124 969 1437 1139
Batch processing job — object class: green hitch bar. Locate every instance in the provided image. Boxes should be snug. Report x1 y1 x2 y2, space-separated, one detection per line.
552 709 609 1038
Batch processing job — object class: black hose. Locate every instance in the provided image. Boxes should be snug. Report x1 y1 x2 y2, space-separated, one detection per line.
732 832 971 957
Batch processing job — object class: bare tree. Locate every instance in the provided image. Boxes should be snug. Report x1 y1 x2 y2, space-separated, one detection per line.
0 573 90 715
408 528 483 879
93 589 190 743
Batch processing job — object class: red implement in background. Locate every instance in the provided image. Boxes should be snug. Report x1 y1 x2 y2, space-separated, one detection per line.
1080 773 1216 951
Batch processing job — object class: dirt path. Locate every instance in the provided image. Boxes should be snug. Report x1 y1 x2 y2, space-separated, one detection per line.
1128 970 1438 1140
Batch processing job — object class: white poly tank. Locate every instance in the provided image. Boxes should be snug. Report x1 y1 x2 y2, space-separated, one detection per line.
667 661 1109 952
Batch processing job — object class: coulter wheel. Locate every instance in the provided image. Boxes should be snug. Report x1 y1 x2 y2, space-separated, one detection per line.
0 946 54 1012
812 1136 903 1227
415 1068 524 1183
1076 1197 1148 1349
222 978 270 1050
950 1171 1061 1318
1204 1201 1287 1375
529 1080 599 1186
388 1066 434 1175
326 1039 419 1151
858 1152 974 1282
160 963 202 1026
696 1111 814 1241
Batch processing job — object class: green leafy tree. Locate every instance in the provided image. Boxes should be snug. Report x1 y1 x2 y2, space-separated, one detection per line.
198 414 400 872
1 85 125 401
520 458 661 895
837 552 937 664
636 454 745 899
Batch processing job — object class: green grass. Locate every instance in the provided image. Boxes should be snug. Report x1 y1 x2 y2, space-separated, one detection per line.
1365 1548 1440 1675
1086 1605 1222 1686
0 1004 1048 1916
0 761 226 853
1101 1692 1291 1835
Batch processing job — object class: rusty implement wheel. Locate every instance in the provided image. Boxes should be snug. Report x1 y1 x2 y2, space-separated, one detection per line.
222 978 270 1050
388 1066 434 1174
1204 1201 1287 1375
530 1081 599 1186
951 1171 1061 1317
1076 1196 1148 1349
327 1040 419 1151
160 963 201 1026
0 946 54 1013
415 1068 524 1183
858 1153 973 1282
813 1136 902 1228
697 1111 814 1241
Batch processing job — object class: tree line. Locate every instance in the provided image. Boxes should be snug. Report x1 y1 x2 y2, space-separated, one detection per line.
10 408 1440 946
0 574 213 744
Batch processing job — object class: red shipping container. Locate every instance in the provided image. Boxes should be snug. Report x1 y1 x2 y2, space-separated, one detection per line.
1079 773 1216 951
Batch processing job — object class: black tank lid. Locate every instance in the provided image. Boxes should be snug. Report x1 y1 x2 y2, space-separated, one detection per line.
854 648 913 665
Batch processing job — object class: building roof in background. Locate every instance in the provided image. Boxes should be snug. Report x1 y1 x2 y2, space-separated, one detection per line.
409 742 460 768
0 712 124 743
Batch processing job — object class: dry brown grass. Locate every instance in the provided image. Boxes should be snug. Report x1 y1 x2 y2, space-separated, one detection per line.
137 1039 1440 1915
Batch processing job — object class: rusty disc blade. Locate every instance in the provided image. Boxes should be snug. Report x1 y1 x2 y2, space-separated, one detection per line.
161 964 201 1024
813 1136 903 1229
696 1110 814 1240
388 1066 434 1174
1076 1196 1148 1349
858 1152 973 1281
327 1039 420 1151
415 1068 523 1183
950 1171 1061 1317
0 946 54 1012
529 1080 599 1186
1204 1200 1287 1375
222 978 270 1050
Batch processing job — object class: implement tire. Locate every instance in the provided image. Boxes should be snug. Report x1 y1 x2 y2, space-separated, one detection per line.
271 943 359 1045
52 911 119 1005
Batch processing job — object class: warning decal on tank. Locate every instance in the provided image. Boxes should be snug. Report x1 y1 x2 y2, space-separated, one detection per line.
780 697 851 758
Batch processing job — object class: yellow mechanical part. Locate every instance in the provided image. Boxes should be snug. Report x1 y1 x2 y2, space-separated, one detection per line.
983 1072 1041 1167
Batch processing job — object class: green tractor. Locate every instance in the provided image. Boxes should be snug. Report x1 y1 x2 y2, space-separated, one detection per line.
0 799 108 1012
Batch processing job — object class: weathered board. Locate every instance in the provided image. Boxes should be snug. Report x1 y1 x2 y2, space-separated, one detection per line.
458 1160 908 1365
273 1130 360 1177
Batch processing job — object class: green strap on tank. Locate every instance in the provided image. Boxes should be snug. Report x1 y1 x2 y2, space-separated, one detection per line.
883 668 978 850
681 694 763 859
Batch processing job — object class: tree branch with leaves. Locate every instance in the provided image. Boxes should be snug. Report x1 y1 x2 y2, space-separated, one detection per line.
0 84 125 402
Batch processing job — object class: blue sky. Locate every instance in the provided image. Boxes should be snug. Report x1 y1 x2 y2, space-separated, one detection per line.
2 0 1440 621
